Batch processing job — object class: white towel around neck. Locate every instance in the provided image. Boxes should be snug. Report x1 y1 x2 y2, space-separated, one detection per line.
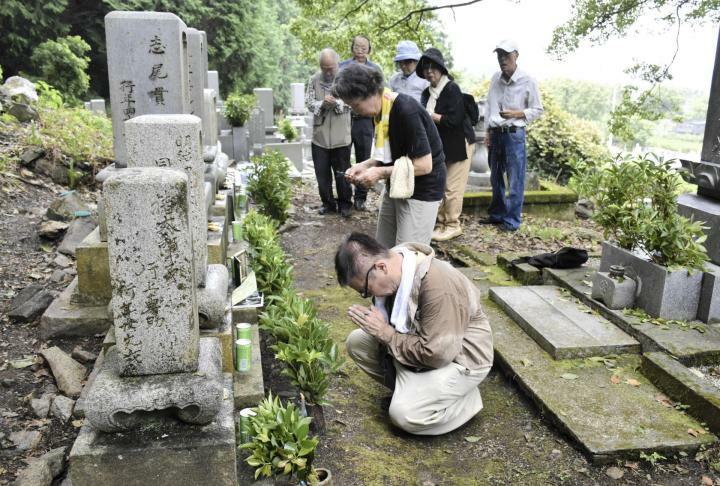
373 247 416 334
425 74 450 115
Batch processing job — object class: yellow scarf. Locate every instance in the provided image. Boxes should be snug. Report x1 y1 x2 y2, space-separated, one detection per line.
372 88 396 164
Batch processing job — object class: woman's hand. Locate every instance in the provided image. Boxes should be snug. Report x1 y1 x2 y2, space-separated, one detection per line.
431 113 442 123
352 166 384 188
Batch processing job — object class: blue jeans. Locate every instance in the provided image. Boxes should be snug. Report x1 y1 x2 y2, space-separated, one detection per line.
488 128 526 230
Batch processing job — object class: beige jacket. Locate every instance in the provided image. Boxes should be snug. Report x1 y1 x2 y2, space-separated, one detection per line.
305 72 352 149
375 243 494 371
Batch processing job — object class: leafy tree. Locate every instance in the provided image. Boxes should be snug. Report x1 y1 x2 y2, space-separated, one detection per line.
543 78 613 124
548 0 720 138
291 0 449 74
31 36 91 106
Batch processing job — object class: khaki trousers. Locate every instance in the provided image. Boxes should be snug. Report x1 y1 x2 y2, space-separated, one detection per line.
437 143 475 230
346 328 490 436
375 188 441 248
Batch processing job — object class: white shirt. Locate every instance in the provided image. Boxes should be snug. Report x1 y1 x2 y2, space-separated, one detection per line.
389 71 429 104
485 67 543 129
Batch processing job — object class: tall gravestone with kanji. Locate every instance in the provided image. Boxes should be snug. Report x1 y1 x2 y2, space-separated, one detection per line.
105 11 190 168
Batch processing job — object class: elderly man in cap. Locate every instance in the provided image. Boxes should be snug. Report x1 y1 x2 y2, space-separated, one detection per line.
389 41 429 103
481 39 543 232
335 232 494 435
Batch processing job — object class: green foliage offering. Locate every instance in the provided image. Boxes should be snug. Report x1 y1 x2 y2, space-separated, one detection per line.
242 210 294 297
248 149 292 224
527 89 612 184
31 36 91 106
280 118 297 142
261 289 344 405
241 393 319 483
571 152 708 270
223 93 256 127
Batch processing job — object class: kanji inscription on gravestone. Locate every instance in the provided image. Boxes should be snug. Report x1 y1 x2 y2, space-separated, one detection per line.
105 11 190 167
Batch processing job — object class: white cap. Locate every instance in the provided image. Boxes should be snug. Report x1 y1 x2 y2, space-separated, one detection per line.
494 39 519 53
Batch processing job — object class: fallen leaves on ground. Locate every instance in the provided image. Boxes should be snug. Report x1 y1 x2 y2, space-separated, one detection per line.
561 373 578 380
605 466 625 479
654 394 673 407
464 436 481 443
625 378 641 387
610 375 621 385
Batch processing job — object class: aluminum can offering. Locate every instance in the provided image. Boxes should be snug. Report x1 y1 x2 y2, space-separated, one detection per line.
235 322 252 341
235 338 252 372
238 407 257 443
232 220 243 241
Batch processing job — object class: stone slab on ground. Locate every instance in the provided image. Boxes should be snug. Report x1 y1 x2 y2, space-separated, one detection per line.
40 277 111 339
484 296 716 463
74 347 105 419
642 351 720 434
489 286 640 359
69 375 236 486
75 228 110 304
233 323 264 410
58 217 96 257
8 288 55 322
543 265 720 364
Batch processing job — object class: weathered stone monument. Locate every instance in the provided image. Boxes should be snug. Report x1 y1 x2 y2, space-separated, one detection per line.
105 12 189 168
253 87 274 133
185 28 206 119
290 82 305 114
70 167 235 485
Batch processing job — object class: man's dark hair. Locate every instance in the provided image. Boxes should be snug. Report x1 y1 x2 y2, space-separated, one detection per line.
335 232 389 286
333 63 384 102
351 34 372 54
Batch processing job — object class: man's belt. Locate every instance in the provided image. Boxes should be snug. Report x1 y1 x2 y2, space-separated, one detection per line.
490 126 524 133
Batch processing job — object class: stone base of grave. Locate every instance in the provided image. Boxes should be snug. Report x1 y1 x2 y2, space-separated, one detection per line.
466 171 491 188
84 338 224 433
201 313 234 374
40 277 111 339
75 228 110 303
197 264 230 329
208 215 228 265
642 352 720 434
700 263 720 323
457 267 718 463
95 163 122 183
678 192 720 266
69 374 236 486
233 323 264 410
204 181 214 221
462 181 578 221
543 263 720 364
489 285 640 359
264 142 304 172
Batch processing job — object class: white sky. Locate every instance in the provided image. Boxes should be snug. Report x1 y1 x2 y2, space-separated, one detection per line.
436 0 718 93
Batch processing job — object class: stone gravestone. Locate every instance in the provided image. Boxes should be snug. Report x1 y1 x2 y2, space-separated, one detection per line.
253 87 274 132
208 70 220 100
104 167 199 375
105 11 189 168
677 27 720 322
249 107 265 156
290 82 305 114
124 114 208 287
73 167 233 485
185 28 205 119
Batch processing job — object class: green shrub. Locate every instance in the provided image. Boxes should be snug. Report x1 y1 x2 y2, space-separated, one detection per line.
240 393 319 483
527 89 612 184
31 36 91 106
280 118 297 142
248 149 292 224
224 93 256 126
242 210 293 297
571 152 708 270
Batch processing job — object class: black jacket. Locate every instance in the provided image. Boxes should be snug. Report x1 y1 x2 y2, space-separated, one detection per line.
420 80 475 164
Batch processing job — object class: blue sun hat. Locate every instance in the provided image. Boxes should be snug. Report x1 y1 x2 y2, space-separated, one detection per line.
393 41 422 62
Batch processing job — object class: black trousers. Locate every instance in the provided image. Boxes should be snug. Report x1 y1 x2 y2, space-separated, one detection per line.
311 143 352 211
351 117 374 201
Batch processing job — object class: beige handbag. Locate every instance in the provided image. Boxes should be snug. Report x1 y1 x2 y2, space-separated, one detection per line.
389 156 414 199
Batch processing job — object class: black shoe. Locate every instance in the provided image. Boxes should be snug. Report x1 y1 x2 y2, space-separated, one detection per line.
340 207 352 218
354 199 367 211
498 224 518 233
478 217 502 225
319 206 336 215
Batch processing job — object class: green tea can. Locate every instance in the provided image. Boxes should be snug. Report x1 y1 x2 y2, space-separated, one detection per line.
239 408 257 443
235 322 252 341
235 338 252 373
231 220 243 242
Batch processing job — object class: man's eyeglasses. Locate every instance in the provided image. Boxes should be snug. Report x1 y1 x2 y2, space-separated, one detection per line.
361 265 375 299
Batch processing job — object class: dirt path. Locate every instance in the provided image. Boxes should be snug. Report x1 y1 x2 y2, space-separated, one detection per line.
263 180 720 485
